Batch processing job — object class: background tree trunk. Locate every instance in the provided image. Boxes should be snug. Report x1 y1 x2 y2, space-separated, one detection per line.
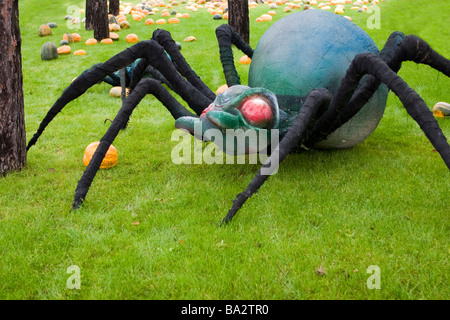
109 0 120 16
90 0 109 41
85 0 94 30
0 0 26 174
228 0 250 44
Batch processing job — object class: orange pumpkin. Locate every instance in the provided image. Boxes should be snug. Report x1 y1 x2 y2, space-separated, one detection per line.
132 14 142 21
73 49 86 56
109 23 121 32
101 38 113 44
260 14 272 21
83 141 118 169
72 33 82 42
109 32 120 41
156 19 166 24
215 84 228 95
239 55 251 65
125 34 139 43
117 15 127 23
63 33 74 43
120 21 131 29
57 45 72 55
38 24 52 37
168 18 180 24
85 38 98 45
145 18 155 25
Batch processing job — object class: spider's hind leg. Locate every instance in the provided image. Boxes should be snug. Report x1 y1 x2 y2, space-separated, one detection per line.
311 53 450 169
27 38 215 151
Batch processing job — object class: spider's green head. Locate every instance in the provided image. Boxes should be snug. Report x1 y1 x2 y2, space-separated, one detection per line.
175 85 280 155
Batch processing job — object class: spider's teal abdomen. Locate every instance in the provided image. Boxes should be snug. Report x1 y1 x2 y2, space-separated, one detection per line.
248 10 389 148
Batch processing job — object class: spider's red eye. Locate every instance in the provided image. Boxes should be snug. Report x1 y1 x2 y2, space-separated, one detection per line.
240 97 273 128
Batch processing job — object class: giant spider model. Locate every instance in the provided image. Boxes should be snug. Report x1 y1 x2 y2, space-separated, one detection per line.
26 10 450 223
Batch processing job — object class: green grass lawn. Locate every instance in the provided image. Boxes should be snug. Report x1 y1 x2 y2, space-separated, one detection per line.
0 0 448 299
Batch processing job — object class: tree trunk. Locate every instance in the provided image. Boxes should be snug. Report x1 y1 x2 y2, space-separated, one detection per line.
228 0 250 44
88 0 109 41
0 0 26 174
109 0 120 16
85 0 94 30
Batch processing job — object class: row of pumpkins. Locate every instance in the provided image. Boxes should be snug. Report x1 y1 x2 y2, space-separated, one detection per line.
39 24 141 61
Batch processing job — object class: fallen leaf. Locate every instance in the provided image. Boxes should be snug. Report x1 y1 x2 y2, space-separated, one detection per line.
316 266 327 276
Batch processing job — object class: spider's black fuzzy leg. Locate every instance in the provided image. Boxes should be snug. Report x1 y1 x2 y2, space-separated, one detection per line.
391 35 450 76
306 33 450 147
26 63 124 152
221 88 332 224
26 40 212 151
313 53 450 169
129 58 175 92
120 67 127 103
152 29 216 101
215 24 254 87
73 78 195 209
129 59 149 91
145 65 175 91
125 40 213 114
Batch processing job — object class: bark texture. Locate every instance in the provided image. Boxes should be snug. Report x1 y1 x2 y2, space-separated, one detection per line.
92 0 109 41
0 0 26 174
228 0 250 44
109 0 120 16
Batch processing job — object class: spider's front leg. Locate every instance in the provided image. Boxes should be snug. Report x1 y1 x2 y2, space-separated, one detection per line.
221 88 332 224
